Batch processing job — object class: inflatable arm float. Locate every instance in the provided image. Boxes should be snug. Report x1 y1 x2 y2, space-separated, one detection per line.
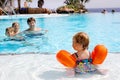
56 44 108 68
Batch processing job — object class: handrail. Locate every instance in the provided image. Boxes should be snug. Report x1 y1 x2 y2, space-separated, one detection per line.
10 6 16 15
0 7 8 15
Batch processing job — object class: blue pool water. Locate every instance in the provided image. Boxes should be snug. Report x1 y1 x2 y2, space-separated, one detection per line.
0 13 120 54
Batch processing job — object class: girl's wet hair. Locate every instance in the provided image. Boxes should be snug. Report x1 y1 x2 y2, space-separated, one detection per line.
73 32 89 50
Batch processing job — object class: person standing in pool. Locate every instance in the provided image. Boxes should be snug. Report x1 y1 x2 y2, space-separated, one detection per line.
23 17 48 37
25 17 42 32
12 22 20 35
12 22 25 40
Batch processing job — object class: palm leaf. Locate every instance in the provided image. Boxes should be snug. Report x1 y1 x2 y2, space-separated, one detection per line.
26 0 32 2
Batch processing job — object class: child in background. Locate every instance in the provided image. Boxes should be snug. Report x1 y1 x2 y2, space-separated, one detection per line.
5 22 25 41
5 22 20 37
72 32 96 73
5 27 15 37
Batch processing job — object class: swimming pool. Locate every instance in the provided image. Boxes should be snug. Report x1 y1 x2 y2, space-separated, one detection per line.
0 13 120 54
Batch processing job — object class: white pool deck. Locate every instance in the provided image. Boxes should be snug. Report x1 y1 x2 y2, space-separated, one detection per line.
0 53 119 80
0 14 69 19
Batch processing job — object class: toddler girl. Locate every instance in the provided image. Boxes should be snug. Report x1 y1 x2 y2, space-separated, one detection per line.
72 32 96 73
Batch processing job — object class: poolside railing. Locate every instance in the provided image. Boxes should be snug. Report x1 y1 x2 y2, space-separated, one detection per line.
0 7 9 15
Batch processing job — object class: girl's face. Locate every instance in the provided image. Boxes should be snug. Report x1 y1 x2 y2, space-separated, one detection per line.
72 38 83 52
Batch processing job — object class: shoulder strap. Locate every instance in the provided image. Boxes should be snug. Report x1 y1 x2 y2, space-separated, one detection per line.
88 51 92 62
75 53 78 58
89 52 92 59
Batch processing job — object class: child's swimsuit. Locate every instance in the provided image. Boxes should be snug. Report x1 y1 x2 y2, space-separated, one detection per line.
74 53 96 74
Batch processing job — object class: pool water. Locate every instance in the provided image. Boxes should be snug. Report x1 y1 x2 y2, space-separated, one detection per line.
0 13 120 54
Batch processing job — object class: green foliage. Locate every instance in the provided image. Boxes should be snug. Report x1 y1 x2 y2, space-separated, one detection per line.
26 0 32 2
64 0 89 11
64 0 89 7
57 5 79 12
66 5 78 11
